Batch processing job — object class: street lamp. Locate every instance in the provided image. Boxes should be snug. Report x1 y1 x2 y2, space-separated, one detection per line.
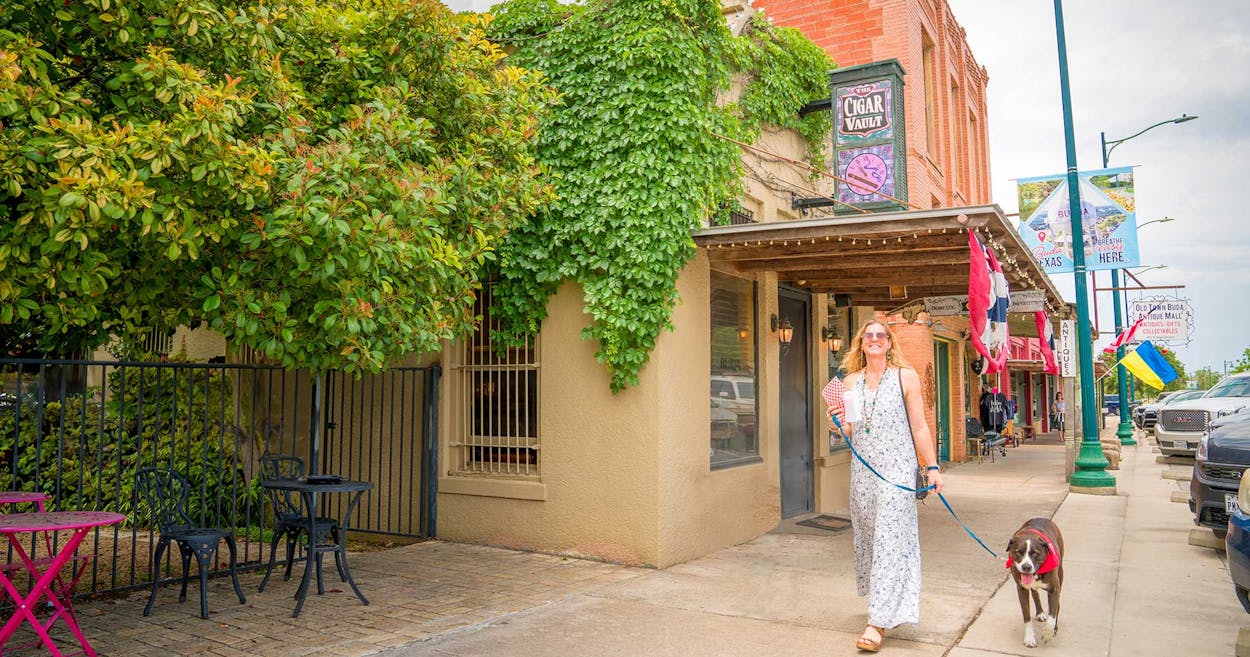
1136 216 1175 230
1102 115 1196 448
1054 0 1114 493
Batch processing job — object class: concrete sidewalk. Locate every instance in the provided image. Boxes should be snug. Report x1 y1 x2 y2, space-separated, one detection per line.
43 424 1243 656
954 433 1243 657
387 432 1244 657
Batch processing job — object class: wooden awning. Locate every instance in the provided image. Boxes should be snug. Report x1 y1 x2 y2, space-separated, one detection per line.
693 204 1068 317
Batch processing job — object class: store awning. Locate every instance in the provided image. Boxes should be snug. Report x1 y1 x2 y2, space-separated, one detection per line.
693 204 1068 316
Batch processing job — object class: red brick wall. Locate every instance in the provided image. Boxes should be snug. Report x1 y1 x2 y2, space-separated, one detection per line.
754 0 992 208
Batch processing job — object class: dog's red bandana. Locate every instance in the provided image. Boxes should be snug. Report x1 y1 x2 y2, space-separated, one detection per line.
1005 528 1060 575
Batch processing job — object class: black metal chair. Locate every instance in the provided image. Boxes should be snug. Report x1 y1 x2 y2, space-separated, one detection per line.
135 467 246 619
257 454 343 593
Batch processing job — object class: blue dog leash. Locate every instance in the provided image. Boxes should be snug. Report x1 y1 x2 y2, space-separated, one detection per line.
830 413 1001 560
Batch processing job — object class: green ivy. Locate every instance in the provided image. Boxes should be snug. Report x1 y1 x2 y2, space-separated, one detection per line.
485 0 832 391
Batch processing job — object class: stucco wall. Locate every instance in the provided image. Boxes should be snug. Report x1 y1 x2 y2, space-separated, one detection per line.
656 257 781 567
437 281 662 566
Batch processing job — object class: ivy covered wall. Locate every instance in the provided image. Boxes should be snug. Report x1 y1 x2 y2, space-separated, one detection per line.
484 0 834 391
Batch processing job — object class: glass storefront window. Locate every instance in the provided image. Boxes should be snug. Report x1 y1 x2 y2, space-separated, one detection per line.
710 271 759 467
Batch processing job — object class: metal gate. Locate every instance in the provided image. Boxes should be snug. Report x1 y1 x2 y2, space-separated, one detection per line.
0 358 439 598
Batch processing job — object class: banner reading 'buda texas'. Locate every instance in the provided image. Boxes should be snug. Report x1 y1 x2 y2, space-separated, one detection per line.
1014 166 1140 274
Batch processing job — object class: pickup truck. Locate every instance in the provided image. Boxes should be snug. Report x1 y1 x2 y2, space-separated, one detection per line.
1158 373 1250 457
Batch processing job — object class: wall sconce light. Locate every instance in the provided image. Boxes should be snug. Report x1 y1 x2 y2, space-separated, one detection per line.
821 326 843 353
737 327 749 340
778 319 794 346
770 314 794 346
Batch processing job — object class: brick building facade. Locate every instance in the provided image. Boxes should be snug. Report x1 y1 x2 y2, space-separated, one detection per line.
754 0 992 209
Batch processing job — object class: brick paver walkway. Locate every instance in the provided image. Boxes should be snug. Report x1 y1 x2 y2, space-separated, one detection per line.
15 541 640 657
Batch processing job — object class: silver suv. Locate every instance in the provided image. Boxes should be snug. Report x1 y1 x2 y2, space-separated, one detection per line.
1156 373 1250 457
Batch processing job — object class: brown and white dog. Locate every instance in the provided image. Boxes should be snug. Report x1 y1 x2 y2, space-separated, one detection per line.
1005 517 1064 648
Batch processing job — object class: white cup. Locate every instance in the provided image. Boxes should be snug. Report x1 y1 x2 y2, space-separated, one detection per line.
842 389 862 423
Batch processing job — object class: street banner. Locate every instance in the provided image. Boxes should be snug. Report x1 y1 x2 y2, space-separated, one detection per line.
1059 319 1077 377
1128 296 1193 345
1015 166 1140 273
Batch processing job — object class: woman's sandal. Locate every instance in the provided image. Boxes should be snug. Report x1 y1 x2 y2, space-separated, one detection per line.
856 625 886 652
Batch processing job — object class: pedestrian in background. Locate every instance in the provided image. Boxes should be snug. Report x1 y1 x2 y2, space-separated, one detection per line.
1053 391 1066 432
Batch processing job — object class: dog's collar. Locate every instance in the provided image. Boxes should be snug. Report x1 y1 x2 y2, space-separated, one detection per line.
1004 528 1060 575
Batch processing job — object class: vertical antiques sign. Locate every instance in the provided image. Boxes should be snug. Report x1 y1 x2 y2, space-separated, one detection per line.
1058 319 1077 377
831 60 907 213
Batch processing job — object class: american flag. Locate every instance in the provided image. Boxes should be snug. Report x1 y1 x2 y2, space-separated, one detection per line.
1103 314 1146 354
1035 311 1059 375
968 230 1010 373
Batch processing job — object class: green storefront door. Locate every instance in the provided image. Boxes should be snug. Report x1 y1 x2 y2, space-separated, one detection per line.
934 340 951 462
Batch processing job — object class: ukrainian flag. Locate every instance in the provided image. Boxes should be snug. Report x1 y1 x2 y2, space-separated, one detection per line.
1120 341 1178 390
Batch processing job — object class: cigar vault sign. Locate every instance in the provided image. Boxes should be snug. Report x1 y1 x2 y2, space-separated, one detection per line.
831 60 908 213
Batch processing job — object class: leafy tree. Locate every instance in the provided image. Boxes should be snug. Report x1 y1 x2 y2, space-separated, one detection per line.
1193 367 1221 390
0 0 553 373
1229 348 1250 375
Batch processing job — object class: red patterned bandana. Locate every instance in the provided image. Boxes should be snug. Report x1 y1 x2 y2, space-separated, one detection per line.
1004 528 1060 575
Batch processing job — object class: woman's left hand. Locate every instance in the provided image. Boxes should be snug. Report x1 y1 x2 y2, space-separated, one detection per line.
929 470 944 494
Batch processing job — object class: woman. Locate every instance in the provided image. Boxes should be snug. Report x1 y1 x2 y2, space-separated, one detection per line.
1053 391 1066 432
828 319 943 652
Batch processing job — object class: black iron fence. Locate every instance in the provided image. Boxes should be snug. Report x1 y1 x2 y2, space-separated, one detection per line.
0 358 439 598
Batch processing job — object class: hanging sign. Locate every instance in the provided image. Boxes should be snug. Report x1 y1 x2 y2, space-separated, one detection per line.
1014 167 1141 273
1007 290 1046 313
1058 319 1077 377
923 295 968 316
1128 296 1193 345
830 60 907 213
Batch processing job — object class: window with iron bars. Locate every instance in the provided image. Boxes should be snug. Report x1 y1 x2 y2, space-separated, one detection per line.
450 285 540 477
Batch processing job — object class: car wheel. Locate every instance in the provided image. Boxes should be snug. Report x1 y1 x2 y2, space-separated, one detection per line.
1237 585 1250 614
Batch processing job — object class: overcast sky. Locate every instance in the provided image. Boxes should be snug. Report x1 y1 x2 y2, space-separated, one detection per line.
443 0 1248 375
946 0 1250 375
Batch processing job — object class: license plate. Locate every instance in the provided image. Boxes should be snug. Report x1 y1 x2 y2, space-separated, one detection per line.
1172 441 1189 450
1227 493 1239 514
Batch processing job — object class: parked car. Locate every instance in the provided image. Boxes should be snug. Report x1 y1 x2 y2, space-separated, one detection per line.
1104 393 1120 415
1190 410 1250 539
1157 373 1250 457
711 375 755 415
1135 389 1206 432
1228 463 1250 612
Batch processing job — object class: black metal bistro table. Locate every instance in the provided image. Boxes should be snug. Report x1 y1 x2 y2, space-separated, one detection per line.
259 477 372 617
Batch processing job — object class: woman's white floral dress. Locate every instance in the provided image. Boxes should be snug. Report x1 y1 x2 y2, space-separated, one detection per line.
850 367 920 629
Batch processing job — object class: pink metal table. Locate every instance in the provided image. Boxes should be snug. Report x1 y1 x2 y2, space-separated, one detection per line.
0 511 124 657
0 492 49 512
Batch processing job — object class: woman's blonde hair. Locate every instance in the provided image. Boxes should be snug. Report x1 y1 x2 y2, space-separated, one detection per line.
840 319 912 374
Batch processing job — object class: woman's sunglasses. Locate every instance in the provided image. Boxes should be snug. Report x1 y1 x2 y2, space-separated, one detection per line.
862 331 890 341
